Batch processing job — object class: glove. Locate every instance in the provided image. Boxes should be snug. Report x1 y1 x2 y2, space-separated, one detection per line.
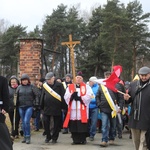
70 92 78 101
74 96 83 104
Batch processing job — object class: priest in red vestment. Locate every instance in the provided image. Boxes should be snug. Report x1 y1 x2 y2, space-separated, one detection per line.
64 72 94 144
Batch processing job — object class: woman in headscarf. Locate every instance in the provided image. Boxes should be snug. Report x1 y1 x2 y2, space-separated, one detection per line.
8 75 20 139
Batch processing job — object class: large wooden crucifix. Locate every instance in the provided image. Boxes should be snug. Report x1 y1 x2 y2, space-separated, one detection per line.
61 34 80 83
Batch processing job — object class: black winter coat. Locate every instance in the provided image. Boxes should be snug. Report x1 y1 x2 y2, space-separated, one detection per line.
96 83 124 113
40 81 65 116
0 76 9 123
0 76 13 150
128 80 150 130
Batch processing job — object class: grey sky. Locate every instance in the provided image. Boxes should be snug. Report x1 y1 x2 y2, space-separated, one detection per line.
0 0 150 32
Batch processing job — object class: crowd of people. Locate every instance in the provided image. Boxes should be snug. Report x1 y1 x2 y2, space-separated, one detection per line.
0 66 150 150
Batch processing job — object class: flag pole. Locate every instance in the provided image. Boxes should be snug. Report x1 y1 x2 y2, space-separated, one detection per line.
117 90 126 95
117 90 131 99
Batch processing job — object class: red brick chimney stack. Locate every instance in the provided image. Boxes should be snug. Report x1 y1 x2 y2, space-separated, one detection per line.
19 38 43 83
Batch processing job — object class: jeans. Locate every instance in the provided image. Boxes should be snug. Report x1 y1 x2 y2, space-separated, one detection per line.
89 108 98 137
101 112 116 142
19 106 33 137
34 110 41 130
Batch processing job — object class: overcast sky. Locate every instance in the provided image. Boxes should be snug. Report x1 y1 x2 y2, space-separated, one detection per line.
1 0 150 32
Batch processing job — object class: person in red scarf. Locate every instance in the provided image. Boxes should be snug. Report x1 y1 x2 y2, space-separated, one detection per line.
64 72 94 144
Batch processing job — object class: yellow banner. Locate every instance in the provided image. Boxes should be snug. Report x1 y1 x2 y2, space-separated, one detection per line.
62 82 67 89
43 83 61 101
101 85 117 118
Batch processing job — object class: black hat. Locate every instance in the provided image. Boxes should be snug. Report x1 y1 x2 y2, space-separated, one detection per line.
138 66 150 75
55 77 63 82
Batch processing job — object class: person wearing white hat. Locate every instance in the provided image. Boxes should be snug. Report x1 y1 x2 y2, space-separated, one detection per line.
88 76 99 141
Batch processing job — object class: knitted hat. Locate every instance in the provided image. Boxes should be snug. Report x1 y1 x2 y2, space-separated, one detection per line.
89 76 97 83
77 71 84 77
65 74 72 79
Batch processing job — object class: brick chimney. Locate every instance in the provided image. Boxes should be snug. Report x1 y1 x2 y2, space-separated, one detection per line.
19 38 43 83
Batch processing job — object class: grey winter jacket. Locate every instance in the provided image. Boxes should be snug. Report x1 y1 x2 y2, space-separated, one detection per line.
16 84 39 107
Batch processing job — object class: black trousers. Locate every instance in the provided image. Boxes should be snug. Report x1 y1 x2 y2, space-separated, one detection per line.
43 114 61 141
0 123 13 150
8 108 20 136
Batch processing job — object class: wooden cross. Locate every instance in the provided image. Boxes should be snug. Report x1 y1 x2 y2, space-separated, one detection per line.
61 34 80 83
